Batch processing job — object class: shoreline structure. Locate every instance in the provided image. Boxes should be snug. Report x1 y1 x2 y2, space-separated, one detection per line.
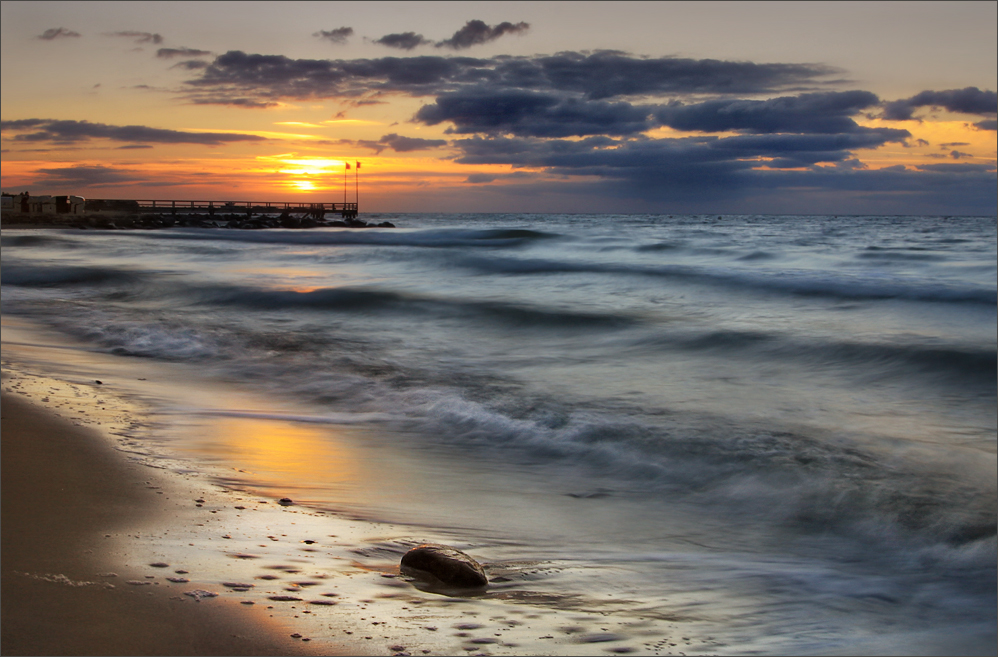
1 192 394 230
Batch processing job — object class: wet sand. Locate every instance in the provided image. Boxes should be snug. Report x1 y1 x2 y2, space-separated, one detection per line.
0 390 333 656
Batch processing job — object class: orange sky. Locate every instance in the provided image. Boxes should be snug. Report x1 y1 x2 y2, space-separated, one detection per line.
2 1 995 214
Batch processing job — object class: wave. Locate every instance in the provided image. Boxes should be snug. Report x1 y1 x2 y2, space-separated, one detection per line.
395 390 996 556
139 226 562 249
1 263 145 287
0 234 78 248
454 255 998 304
631 329 997 386
192 284 632 329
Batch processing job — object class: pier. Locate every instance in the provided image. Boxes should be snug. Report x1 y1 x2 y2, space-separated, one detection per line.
1 193 396 229
86 199 359 219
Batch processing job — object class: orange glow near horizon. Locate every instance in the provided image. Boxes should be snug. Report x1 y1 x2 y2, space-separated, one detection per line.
2 112 992 208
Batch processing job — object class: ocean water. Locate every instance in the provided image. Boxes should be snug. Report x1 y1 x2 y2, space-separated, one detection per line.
2 213 995 654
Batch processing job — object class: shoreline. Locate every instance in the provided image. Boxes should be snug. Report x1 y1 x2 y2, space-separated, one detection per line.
1 337 660 657
0 388 337 656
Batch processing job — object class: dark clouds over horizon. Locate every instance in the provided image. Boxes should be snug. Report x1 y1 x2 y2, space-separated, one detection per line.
181 49 845 102
6 38 994 213
0 119 266 146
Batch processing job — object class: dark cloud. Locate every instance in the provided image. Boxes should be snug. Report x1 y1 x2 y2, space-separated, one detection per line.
507 51 843 100
416 89 653 137
1 119 267 145
37 27 81 40
436 20 530 50
915 163 996 173
709 129 910 166
314 27 354 44
182 50 841 105
414 88 899 142
449 127 910 188
354 133 448 154
949 150 972 160
34 165 144 186
974 119 997 131
654 91 880 134
172 60 210 70
465 171 532 184
188 97 277 107
375 32 431 50
882 87 997 121
157 47 212 59
106 31 163 44
452 140 996 214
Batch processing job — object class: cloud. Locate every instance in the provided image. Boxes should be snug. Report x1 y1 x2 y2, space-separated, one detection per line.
188 96 278 107
974 119 997 131
157 47 212 59
1 119 268 145
449 127 911 192
37 27 81 40
171 60 211 70
436 20 530 50
416 89 654 137
465 171 532 184
654 91 880 134
510 51 843 100
375 32 431 50
451 136 996 213
314 27 354 44
33 165 145 186
354 133 448 154
183 50 841 106
106 31 163 44
915 163 996 173
882 87 997 121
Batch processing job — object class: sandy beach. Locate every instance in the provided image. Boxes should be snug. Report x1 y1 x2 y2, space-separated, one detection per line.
1 388 336 656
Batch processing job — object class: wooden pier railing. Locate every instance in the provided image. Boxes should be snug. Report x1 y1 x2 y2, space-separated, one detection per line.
85 199 358 219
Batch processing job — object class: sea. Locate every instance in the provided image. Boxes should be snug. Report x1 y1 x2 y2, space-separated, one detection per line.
2 213 995 655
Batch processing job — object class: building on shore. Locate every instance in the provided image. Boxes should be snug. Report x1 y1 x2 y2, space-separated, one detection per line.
1 192 85 214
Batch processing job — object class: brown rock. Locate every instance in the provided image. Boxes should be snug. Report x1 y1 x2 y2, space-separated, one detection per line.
400 544 488 589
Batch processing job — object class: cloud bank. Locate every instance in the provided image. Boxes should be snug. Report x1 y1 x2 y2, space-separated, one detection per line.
0 119 266 146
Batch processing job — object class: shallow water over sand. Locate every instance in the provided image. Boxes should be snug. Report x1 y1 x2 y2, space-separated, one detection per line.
3 213 995 654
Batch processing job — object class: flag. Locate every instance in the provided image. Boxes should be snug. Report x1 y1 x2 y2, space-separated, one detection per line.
356 161 361 169
345 162 351 170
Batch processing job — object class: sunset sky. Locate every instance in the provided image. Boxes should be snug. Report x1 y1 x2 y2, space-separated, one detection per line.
2 1 995 215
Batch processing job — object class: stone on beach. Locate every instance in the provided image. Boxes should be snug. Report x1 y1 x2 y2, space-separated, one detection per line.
400 544 488 589
184 589 218 601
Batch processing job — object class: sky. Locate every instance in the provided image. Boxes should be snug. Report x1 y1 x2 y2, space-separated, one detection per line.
1 1 996 215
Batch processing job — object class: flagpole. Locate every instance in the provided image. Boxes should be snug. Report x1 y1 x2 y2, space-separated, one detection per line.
355 161 360 208
343 162 348 206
